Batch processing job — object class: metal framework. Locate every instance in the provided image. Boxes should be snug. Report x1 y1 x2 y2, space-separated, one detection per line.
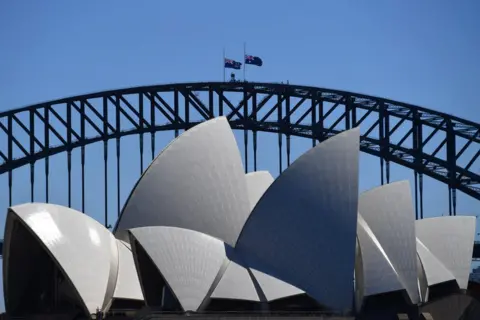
473 241 480 261
0 82 479 229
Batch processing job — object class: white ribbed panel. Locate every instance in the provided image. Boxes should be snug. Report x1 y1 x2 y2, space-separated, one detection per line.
356 214 403 297
211 252 304 302
416 253 429 303
358 181 420 304
245 171 274 210
5 203 119 314
415 216 476 289
116 117 251 247
236 128 360 311
113 240 144 301
416 238 455 288
129 226 226 311
119 240 131 250
250 269 304 301
211 261 260 301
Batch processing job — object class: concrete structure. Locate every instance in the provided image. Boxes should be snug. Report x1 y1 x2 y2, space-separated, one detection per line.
358 181 420 305
236 128 360 312
2 117 477 319
114 117 251 247
416 216 476 290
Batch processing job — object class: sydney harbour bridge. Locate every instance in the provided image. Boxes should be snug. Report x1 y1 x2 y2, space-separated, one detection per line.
0 82 479 257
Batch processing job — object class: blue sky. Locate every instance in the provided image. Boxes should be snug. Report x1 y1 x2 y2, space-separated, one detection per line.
0 0 480 313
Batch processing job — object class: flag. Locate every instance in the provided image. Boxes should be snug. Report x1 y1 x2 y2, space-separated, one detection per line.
224 58 242 70
245 55 263 67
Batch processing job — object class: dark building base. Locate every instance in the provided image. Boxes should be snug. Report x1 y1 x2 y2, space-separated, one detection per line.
111 314 353 320
4 292 480 320
356 290 418 320
357 292 480 320
420 293 480 320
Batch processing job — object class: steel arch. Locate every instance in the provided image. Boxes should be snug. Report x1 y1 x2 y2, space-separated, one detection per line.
0 82 479 218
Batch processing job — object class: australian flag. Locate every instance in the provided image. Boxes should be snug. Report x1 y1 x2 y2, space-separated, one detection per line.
245 55 263 67
224 58 242 70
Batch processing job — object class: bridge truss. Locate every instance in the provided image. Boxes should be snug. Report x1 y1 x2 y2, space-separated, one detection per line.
0 82 479 231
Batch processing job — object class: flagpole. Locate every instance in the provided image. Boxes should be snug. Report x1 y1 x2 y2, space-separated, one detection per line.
243 42 246 81
223 47 226 82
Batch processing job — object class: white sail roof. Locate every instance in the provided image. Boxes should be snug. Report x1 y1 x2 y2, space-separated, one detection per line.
358 181 420 304
4 203 119 315
415 216 476 289
416 238 455 287
211 260 260 302
129 226 227 312
113 239 144 301
250 268 304 302
356 214 404 297
245 171 274 210
115 117 251 247
236 128 360 312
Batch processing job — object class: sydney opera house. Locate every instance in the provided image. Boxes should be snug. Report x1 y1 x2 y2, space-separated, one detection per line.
2 117 478 319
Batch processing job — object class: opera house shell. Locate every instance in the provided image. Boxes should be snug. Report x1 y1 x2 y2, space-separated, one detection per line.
2 117 477 319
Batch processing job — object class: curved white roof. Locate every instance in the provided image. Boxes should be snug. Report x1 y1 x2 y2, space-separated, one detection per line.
356 214 403 297
416 253 429 303
236 128 360 311
129 226 227 312
358 181 420 304
211 260 260 302
113 240 144 301
5 203 119 314
415 216 476 289
245 171 274 210
416 238 455 288
211 254 304 302
250 268 304 301
115 117 251 247
213 249 305 303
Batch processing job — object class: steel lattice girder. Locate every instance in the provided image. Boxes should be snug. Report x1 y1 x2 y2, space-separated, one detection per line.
0 82 479 200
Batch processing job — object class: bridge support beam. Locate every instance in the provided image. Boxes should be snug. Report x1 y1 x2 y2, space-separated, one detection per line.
0 82 478 228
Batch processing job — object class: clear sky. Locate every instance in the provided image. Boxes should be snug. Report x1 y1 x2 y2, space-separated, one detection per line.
0 0 480 313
